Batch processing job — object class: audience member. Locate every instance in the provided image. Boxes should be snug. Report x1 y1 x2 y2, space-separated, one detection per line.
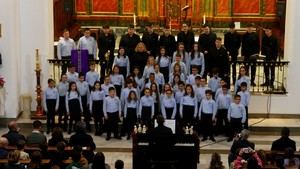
26 120 47 146
0 137 8 159
27 151 43 169
271 127 296 152
228 129 255 166
48 127 68 147
4 150 25 169
233 147 262 169
283 147 300 169
89 152 110 169
2 121 25 146
39 142 50 159
50 142 69 168
69 121 96 150
208 152 225 169
114 160 124 169
66 150 83 169
16 140 29 160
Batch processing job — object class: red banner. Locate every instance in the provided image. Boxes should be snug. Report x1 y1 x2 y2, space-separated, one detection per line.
265 0 276 15
233 0 260 15
76 0 87 13
123 0 135 14
92 0 118 13
217 0 229 15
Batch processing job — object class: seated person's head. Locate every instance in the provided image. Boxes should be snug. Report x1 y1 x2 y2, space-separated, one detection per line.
30 151 42 164
240 129 250 140
92 152 106 167
75 121 86 133
56 141 66 152
115 159 124 169
16 140 26 150
281 127 290 138
71 150 81 163
0 137 8 148
8 121 18 131
156 115 165 126
32 120 42 130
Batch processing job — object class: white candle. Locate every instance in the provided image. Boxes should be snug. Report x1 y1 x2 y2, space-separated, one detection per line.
169 20 171 30
203 14 206 25
133 14 136 26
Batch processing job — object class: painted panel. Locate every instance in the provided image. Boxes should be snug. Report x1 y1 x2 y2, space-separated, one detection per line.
76 0 87 13
216 0 229 15
233 0 260 15
159 0 165 17
123 0 135 14
265 0 276 14
92 0 118 13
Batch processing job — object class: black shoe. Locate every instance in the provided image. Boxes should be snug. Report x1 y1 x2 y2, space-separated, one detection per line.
251 82 257 86
106 137 111 141
114 136 122 140
46 130 50 134
210 137 216 142
127 135 130 140
68 131 71 135
201 137 208 141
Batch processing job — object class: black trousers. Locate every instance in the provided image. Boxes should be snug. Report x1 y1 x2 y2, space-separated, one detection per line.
244 106 248 129
263 59 276 85
61 56 70 75
160 66 169 83
215 109 229 135
68 99 81 133
119 66 127 80
92 100 104 133
201 113 213 138
182 105 195 126
58 96 68 130
229 117 242 138
114 85 122 98
81 95 91 131
141 106 152 127
106 112 119 138
125 108 137 136
46 99 56 132
230 53 238 85
244 56 257 83
154 103 160 118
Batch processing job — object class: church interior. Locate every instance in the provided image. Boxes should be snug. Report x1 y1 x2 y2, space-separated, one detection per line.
0 0 300 169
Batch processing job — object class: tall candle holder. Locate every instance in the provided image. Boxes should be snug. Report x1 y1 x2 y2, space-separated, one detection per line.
32 49 45 119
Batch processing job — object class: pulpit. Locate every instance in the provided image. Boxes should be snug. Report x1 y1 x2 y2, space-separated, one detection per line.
71 49 89 74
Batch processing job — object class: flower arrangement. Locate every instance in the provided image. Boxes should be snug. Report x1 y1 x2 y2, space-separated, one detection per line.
0 76 4 87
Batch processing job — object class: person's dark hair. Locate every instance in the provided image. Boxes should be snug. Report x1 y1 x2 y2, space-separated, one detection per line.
7 150 20 164
229 22 235 28
32 120 42 129
108 86 115 92
84 28 90 32
127 90 138 102
71 150 81 163
247 23 255 28
16 140 26 150
78 72 85 78
246 155 260 169
56 141 66 152
281 127 290 137
117 47 127 58
178 81 185 86
115 159 124 169
209 152 225 169
190 43 199 60
92 81 102 91
103 25 110 29
216 37 222 41
184 84 195 97
28 151 42 169
205 89 213 95
202 24 210 28
195 75 201 81
51 127 64 142
156 115 165 126
91 152 106 169
240 82 247 87
221 84 228 90
234 94 241 99
74 121 86 133
63 29 69 33
48 78 55 84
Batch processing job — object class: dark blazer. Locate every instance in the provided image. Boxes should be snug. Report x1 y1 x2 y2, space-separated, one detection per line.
241 32 259 57
271 137 296 152
224 31 241 57
119 33 141 57
69 132 96 150
261 35 278 61
159 34 176 57
177 31 195 52
142 31 159 56
198 32 217 52
26 132 47 146
2 131 26 146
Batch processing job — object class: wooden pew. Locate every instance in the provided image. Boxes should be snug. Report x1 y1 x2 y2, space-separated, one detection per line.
0 159 72 164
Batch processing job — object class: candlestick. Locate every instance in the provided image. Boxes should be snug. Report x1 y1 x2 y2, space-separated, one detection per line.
203 14 206 25
35 49 40 70
133 14 137 27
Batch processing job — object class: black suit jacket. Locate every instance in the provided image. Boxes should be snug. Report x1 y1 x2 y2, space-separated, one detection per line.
177 31 195 52
2 131 26 146
271 137 296 152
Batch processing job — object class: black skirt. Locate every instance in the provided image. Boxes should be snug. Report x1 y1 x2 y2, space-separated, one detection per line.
119 66 127 79
160 66 169 82
165 107 174 119
182 105 195 123
68 99 81 120
114 85 122 98
46 99 56 115
58 96 66 115
141 106 152 122
92 100 103 118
